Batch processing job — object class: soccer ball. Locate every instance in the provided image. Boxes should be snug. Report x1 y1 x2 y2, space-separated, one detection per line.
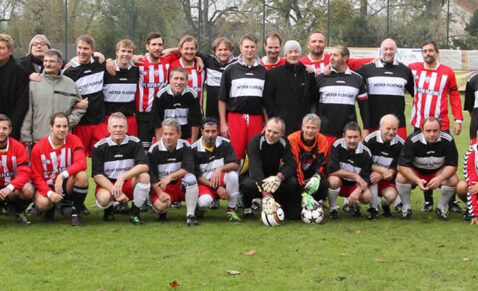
260 207 285 227
301 207 324 224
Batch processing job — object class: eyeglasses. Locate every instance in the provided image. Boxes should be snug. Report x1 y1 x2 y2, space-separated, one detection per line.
32 42 47 47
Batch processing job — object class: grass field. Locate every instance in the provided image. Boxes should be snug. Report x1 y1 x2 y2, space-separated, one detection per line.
1 96 477 290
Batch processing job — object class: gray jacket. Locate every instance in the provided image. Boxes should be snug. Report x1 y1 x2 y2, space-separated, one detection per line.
21 71 85 143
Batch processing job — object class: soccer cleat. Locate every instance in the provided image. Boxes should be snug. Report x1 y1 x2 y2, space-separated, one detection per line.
81 204 90 216
210 199 220 209
421 201 433 212
227 211 241 222
448 201 465 214
171 201 181 209
27 206 42 218
129 215 144 225
195 208 206 219
351 204 361 217
367 207 378 220
71 214 82 226
157 213 168 221
463 209 474 221
435 207 449 221
43 208 55 221
343 204 352 213
186 215 199 226
394 202 402 213
243 211 255 220
114 202 131 215
400 208 412 220
60 206 73 217
382 205 391 217
17 212 31 226
329 209 341 220
103 207 115 222
251 198 262 211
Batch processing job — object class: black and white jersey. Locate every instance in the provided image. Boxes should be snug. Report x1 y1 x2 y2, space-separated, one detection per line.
91 135 148 181
63 56 106 125
355 60 414 128
363 130 404 170
464 74 478 139
398 131 458 175
316 68 369 137
326 138 373 185
191 136 238 179
103 61 139 116
147 138 194 183
218 56 267 115
152 85 202 140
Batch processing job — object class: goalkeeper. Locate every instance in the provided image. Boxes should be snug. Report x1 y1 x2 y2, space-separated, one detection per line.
288 114 330 210
240 118 299 219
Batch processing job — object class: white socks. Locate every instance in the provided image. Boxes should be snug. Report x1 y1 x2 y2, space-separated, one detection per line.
328 187 340 210
396 181 412 211
438 185 455 210
185 185 199 217
133 183 150 208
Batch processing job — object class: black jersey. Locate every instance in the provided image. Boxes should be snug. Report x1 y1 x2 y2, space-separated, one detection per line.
191 136 238 179
63 56 106 125
218 56 267 115
327 138 373 185
103 61 139 116
316 68 369 137
147 138 194 183
355 60 414 128
464 74 478 139
363 130 404 170
91 135 148 181
398 131 458 175
152 85 202 140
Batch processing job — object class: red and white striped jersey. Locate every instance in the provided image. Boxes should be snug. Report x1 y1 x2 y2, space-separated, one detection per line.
170 58 206 112
135 54 178 113
0 137 30 191
31 134 87 197
300 54 331 76
260 56 286 70
463 143 478 217
409 62 463 130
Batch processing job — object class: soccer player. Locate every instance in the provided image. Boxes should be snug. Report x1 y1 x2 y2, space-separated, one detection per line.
408 41 464 213
93 112 150 225
0 114 34 225
363 114 404 219
218 34 267 161
288 114 329 206
170 35 205 111
103 39 139 136
0 34 29 140
192 117 241 222
464 73 478 144
264 40 319 135
63 35 107 157
260 32 286 70
21 48 85 145
316 45 370 147
355 38 414 140
396 117 459 221
457 138 478 222
327 122 373 220
31 112 89 226
148 118 199 226
240 118 299 220
152 67 202 144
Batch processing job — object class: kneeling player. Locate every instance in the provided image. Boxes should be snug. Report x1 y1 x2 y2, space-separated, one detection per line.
363 114 404 219
0 114 34 225
192 118 241 222
31 113 89 226
456 140 478 223
148 118 199 226
93 112 150 225
396 117 458 220
327 122 372 220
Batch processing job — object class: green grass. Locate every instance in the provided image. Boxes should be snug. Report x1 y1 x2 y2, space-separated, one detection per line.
0 95 477 290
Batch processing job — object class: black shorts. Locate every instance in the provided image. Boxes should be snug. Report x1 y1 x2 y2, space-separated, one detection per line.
48 176 70 195
136 112 154 149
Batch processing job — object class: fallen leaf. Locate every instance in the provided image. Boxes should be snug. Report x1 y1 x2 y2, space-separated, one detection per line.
227 270 241 275
339 253 347 256
462 257 470 262
426 258 436 262
341 242 346 246
98 289 105 291
398 258 406 262
355 230 361 234
243 249 257 256
438 245 445 248
169 281 178 288
113 228 119 232
336 276 346 281
428 216 433 220
374 258 390 263
302 253 310 259
315 278 322 283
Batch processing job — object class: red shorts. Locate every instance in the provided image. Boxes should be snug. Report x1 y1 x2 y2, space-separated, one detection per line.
96 178 134 200
73 123 109 157
472 138 476 145
369 127 408 141
325 136 339 150
198 173 226 199
152 180 184 203
102 115 138 137
377 180 396 196
412 168 438 188
339 184 358 197
227 112 263 160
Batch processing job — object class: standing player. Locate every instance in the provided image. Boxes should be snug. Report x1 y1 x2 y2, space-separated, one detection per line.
396 117 459 220
31 113 89 226
260 33 286 70
148 118 199 226
363 114 404 219
408 41 464 213
464 73 478 144
327 122 373 220
0 114 34 225
192 118 241 222
218 34 268 161
93 113 150 225
63 35 107 157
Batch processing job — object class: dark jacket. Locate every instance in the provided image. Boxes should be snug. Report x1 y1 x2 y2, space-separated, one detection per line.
18 54 43 76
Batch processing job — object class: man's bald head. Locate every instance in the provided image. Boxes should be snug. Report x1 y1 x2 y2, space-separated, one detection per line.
379 114 399 142
380 38 397 64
